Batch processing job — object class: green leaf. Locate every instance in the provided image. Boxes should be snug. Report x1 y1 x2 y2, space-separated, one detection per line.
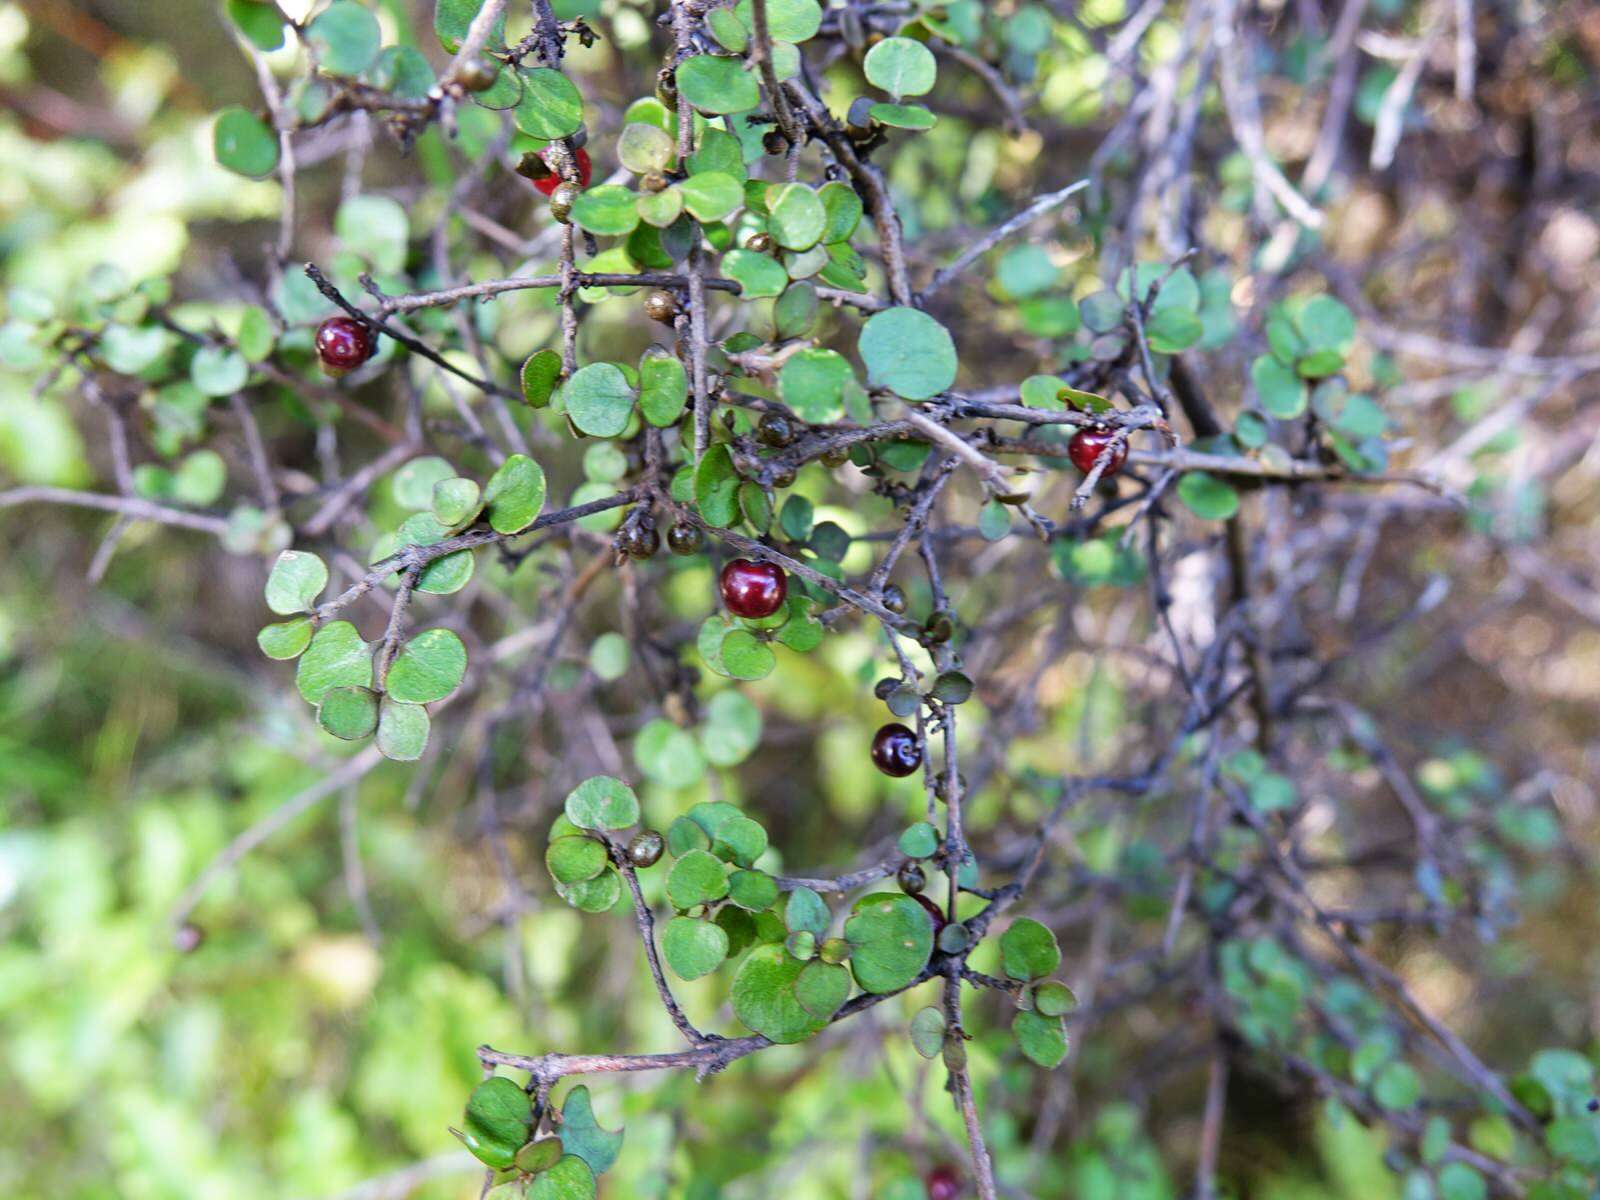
563 363 636 437
1034 980 1078 1016
868 102 936 130
732 943 831 1043
565 776 640 832
634 718 705 788
864 37 937 98
1080 290 1124 333
435 0 506 52
632 185 681 229
527 1155 595 1200
516 1138 565 1176
720 630 775 680
794 959 849 1019
100 324 172 374
667 848 729 909
376 699 430 761
1252 354 1307 418
910 1006 945 1057
777 284 828 343
393 512 475 596
483 453 547 534
1436 1164 1486 1200
1000 917 1061 981
706 7 748 51
694 444 740 527
335 194 409 273
676 172 743 223
699 690 762 766
191 345 248 397
734 0 822 41
844 893 934 994
571 186 641 238
818 182 863 243
385 628 467 704
932 670 973 704
317 685 379 740
213 107 279 178
227 0 284 50
778 347 852 423
638 351 688 426
859 306 957 401
1014 1009 1069 1067
1374 1061 1422 1110
676 55 760 114
557 1087 623 1177
663 916 729 979
722 248 787 299
709 814 767 869
898 822 939 859
688 127 746 179
1145 306 1203 354
522 349 564 407
1250 771 1297 812
305 0 381 76
785 885 830 939
236 306 275 362
728 868 778 911
265 550 328 614
766 184 827 251
296 621 372 704
556 869 622 913
1296 295 1356 353
547 836 608 885
459 1077 533 1169
617 121 674 175
514 68 584 139
258 617 313 661
1176 472 1241 521
392 457 454 510
432 477 481 529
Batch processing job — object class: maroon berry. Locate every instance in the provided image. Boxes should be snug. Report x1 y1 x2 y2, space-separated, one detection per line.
315 316 375 375
720 558 787 619
925 1165 962 1200
1068 426 1128 477
871 723 921 777
534 147 592 196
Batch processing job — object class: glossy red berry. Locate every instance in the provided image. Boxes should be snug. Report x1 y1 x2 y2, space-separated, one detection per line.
871 723 921 777
925 1164 962 1200
720 558 787 619
315 316 375 375
533 147 592 196
1068 426 1128 477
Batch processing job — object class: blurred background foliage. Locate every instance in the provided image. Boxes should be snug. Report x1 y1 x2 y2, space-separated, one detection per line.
3 0 1600 1198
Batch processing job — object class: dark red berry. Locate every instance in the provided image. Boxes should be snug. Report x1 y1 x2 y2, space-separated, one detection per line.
315 316 375 375
533 147 592 196
910 891 947 934
720 558 787 619
871 723 921 777
925 1164 962 1200
1068 426 1128 477
897 861 926 894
